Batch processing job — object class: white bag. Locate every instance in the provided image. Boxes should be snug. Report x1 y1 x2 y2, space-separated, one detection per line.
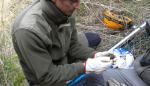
111 48 134 69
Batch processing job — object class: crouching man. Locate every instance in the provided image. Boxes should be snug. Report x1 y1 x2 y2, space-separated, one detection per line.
12 0 114 86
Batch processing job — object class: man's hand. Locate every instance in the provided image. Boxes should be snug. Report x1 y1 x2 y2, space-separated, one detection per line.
107 79 127 86
85 54 113 74
94 51 115 60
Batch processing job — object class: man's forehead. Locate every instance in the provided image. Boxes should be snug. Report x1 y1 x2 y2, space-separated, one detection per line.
70 0 80 1
63 0 80 2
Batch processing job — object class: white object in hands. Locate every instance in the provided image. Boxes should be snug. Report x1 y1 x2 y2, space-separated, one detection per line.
112 48 134 69
85 56 113 74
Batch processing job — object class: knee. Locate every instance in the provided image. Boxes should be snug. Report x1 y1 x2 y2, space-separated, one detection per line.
78 32 101 49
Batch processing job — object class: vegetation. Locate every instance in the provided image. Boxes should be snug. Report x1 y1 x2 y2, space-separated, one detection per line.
0 0 31 85
0 55 26 86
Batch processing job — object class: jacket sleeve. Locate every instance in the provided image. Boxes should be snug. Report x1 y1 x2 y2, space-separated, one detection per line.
12 29 84 85
68 23 96 61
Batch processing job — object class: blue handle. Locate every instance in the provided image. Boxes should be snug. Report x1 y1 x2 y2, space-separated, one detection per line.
67 74 86 86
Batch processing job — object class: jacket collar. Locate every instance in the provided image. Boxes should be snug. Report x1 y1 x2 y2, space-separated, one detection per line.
41 0 69 26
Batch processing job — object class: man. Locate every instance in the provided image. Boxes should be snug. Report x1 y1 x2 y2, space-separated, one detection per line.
12 0 113 86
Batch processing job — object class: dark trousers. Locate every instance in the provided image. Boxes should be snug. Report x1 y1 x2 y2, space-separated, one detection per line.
68 69 147 86
68 73 105 86
102 69 148 86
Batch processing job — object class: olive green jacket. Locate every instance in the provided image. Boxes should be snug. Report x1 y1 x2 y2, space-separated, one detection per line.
12 0 95 86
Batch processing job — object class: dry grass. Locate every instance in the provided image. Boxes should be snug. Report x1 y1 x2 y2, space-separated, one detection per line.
77 0 150 57
0 0 31 85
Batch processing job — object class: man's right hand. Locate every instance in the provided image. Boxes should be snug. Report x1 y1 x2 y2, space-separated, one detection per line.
84 55 113 74
94 51 115 59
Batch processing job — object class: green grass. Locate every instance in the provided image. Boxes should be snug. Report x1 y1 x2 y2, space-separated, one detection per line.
0 55 26 86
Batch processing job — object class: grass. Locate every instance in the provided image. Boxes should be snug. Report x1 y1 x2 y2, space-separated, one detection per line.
0 55 26 86
0 0 31 85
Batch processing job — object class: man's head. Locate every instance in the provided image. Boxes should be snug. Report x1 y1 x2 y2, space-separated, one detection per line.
52 0 80 16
